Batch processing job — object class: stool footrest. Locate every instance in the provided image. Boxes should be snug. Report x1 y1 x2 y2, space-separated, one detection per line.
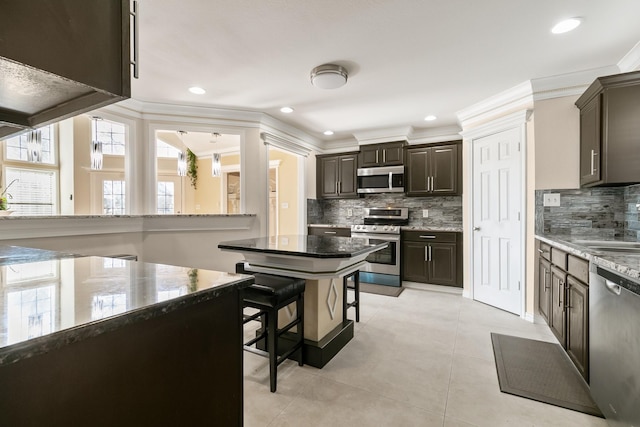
277 318 302 338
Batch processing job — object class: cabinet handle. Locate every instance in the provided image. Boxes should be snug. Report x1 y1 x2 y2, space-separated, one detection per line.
383 150 386 163
388 172 393 189
430 176 434 192
424 246 429 261
376 151 379 164
336 182 339 194
130 1 140 79
543 268 550 290
420 235 436 239
537 248 544 254
590 149 598 175
324 231 337 234
559 280 564 308
338 181 341 193
428 245 432 261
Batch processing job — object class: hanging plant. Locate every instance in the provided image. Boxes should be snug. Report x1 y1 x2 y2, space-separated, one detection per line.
187 149 198 189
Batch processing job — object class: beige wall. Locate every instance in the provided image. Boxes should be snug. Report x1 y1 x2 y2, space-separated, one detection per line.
534 95 581 190
269 148 299 235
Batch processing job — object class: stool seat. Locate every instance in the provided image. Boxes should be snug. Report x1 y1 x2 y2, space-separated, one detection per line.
244 273 306 307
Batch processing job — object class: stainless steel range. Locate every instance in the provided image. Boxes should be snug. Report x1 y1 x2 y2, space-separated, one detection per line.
350 207 408 287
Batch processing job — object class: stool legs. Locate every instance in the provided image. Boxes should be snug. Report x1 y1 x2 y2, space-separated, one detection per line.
267 310 277 393
297 292 304 366
343 270 360 322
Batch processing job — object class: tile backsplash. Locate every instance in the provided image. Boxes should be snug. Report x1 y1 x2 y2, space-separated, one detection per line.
308 194 462 228
536 183 640 239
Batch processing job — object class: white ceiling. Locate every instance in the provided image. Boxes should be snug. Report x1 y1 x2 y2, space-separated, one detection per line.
133 0 640 143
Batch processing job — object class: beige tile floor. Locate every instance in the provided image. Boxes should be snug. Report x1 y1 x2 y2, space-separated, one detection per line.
243 287 609 427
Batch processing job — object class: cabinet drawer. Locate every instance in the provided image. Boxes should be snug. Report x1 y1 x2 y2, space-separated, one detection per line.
551 247 568 270
538 241 551 261
568 255 589 283
308 226 351 237
403 231 458 242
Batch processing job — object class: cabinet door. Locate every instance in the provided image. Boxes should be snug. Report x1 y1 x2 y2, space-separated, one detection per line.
338 155 358 197
549 266 567 346
428 242 458 286
402 241 428 282
538 258 551 323
381 145 404 166
359 146 380 168
406 148 429 195
566 276 589 381
318 156 339 198
579 96 601 186
431 145 458 195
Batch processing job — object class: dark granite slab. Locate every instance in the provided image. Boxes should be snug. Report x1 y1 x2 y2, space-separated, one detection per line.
0 252 253 365
218 235 387 259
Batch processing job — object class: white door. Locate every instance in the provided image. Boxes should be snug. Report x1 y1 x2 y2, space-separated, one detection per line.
472 127 522 315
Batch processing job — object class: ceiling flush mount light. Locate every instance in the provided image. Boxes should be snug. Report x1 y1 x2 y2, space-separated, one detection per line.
310 64 348 89
424 115 437 121
552 18 582 34
188 86 206 95
280 106 294 113
323 130 334 136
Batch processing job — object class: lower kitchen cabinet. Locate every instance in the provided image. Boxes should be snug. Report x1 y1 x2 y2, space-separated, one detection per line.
308 225 351 237
402 231 462 287
536 239 590 381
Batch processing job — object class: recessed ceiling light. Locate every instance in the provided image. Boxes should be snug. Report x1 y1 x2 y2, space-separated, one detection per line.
324 130 334 136
551 18 581 34
188 86 206 95
280 106 294 113
424 115 437 121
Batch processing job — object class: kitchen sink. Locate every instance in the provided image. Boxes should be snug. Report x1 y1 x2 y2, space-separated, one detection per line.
575 240 640 254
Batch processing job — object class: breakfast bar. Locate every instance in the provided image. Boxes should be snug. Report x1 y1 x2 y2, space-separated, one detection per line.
0 246 253 427
218 234 387 367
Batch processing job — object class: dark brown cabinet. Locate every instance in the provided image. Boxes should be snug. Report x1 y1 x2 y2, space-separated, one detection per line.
576 70 640 187
536 239 590 381
317 153 358 199
358 142 404 167
537 241 552 323
405 142 461 196
308 225 351 237
402 231 462 287
0 0 132 139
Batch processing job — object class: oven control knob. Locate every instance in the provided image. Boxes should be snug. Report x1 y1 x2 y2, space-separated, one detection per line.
372 226 377 231
383 226 389 231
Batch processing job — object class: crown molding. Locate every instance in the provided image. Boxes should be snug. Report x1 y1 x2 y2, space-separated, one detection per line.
407 125 462 145
456 81 533 130
260 131 312 157
459 109 532 140
353 126 412 145
530 65 620 101
318 137 360 154
618 39 640 72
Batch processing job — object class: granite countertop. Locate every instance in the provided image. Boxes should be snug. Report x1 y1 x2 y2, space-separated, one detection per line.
402 225 463 232
536 234 640 282
0 213 256 220
308 224 352 228
218 234 388 259
0 249 253 365
0 245 80 266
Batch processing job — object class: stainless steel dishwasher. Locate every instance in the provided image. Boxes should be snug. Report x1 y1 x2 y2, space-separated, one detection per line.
589 263 640 427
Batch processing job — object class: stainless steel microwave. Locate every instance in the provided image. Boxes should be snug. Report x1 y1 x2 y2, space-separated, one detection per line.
357 165 404 194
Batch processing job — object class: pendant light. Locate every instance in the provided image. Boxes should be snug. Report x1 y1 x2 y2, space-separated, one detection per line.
90 116 103 170
211 133 221 177
177 131 187 176
26 130 42 163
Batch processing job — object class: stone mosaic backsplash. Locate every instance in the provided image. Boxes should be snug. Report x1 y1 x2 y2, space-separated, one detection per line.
536 183 640 239
307 194 462 228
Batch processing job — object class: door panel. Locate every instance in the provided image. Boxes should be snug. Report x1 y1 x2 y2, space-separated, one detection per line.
339 155 357 196
403 241 428 282
432 145 457 194
538 258 551 322
472 127 522 315
429 243 457 286
549 266 566 346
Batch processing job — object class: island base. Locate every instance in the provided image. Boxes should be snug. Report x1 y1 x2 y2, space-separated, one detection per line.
257 320 354 368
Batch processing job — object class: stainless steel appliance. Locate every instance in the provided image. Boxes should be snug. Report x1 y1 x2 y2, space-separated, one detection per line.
589 263 640 427
350 207 408 287
357 165 404 194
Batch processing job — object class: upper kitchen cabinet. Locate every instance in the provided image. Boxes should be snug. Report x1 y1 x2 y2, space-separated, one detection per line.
317 152 358 199
576 70 640 187
0 0 132 139
358 142 404 168
405 141 461 196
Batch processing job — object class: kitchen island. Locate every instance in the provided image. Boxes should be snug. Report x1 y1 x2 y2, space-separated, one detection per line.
218 234 387 367
0 246 253 427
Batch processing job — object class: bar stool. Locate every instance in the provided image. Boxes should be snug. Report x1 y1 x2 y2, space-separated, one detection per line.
237 263 305 392
343 270 360 322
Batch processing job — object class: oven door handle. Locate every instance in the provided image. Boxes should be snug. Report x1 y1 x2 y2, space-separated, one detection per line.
351 233 400 241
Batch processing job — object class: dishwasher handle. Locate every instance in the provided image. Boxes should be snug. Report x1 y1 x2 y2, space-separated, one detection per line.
605 280 622 296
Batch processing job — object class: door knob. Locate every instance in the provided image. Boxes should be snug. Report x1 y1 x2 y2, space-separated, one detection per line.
473 226 480 231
